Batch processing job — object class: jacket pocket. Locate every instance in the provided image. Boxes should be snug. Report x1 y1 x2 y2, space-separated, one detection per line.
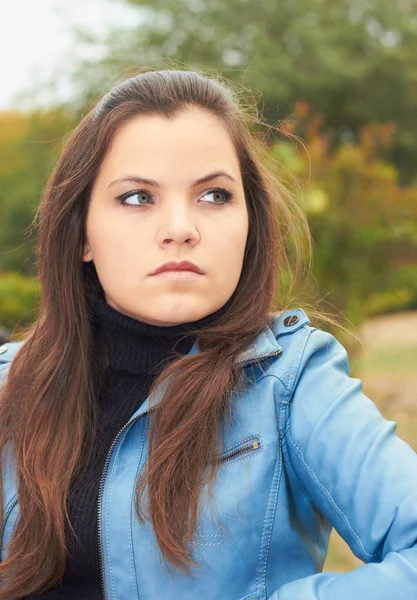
0 493 18 562
192 435 264 545
218 435 262 465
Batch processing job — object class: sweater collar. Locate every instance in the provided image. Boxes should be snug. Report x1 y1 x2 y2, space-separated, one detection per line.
92 292 234 375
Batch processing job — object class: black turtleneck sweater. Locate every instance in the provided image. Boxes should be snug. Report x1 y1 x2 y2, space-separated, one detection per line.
25 294 232 599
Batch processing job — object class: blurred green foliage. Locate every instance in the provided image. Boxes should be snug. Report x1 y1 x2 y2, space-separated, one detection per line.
0 272 40 334
62 0 417 185
1 0 417 335
0 108 75 275
267 105 417 326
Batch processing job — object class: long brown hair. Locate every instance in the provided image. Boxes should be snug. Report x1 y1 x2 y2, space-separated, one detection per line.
0 67 350 596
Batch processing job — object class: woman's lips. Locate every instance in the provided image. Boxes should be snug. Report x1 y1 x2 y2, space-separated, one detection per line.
150 270 204 279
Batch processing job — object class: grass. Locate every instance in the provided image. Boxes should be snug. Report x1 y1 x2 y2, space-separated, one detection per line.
354 345 417 374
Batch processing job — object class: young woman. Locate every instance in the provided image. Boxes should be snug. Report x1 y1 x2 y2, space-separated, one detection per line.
0 69 416 600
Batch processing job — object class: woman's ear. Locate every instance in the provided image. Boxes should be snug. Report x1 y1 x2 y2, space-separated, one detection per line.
82 243 93 262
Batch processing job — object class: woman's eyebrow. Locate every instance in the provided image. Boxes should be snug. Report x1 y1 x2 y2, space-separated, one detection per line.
107 170 238 190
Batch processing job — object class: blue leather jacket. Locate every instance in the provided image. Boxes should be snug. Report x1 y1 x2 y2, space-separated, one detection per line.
1 308 417 600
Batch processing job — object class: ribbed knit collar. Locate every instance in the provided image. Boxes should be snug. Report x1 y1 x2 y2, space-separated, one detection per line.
92 292 233 375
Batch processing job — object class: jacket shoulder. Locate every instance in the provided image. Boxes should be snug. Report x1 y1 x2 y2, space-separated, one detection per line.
268 308 314 380
269 309 345 388
269 307 311 338
0 341 25 383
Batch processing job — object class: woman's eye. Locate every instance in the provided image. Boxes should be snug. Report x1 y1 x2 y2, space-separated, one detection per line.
116 190 152 208
115 187 234 209
200 188 234 204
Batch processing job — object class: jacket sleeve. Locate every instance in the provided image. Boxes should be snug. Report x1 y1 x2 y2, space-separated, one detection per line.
270 328 417 600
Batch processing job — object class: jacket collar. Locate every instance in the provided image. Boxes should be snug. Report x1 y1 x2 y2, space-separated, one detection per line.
126 308 310 421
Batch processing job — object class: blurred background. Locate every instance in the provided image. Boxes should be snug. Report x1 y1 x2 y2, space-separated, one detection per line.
0 0 416 573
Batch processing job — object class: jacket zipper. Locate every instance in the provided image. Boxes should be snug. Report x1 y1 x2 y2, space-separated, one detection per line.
97 347 283 599
236 348 282 369
0 494 18 561
97 406 155 600
219 438 261 463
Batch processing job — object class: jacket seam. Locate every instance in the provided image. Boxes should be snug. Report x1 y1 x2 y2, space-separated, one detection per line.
256 424 283 596
276 327 313 439
129 420 147 600
260 326 311 597
9 509 19 542
268 371 292 393
254 373 288 596
281 427 308 497
285 425 382 559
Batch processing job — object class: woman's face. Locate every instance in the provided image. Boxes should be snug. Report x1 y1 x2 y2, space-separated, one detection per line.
83 106 249 326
